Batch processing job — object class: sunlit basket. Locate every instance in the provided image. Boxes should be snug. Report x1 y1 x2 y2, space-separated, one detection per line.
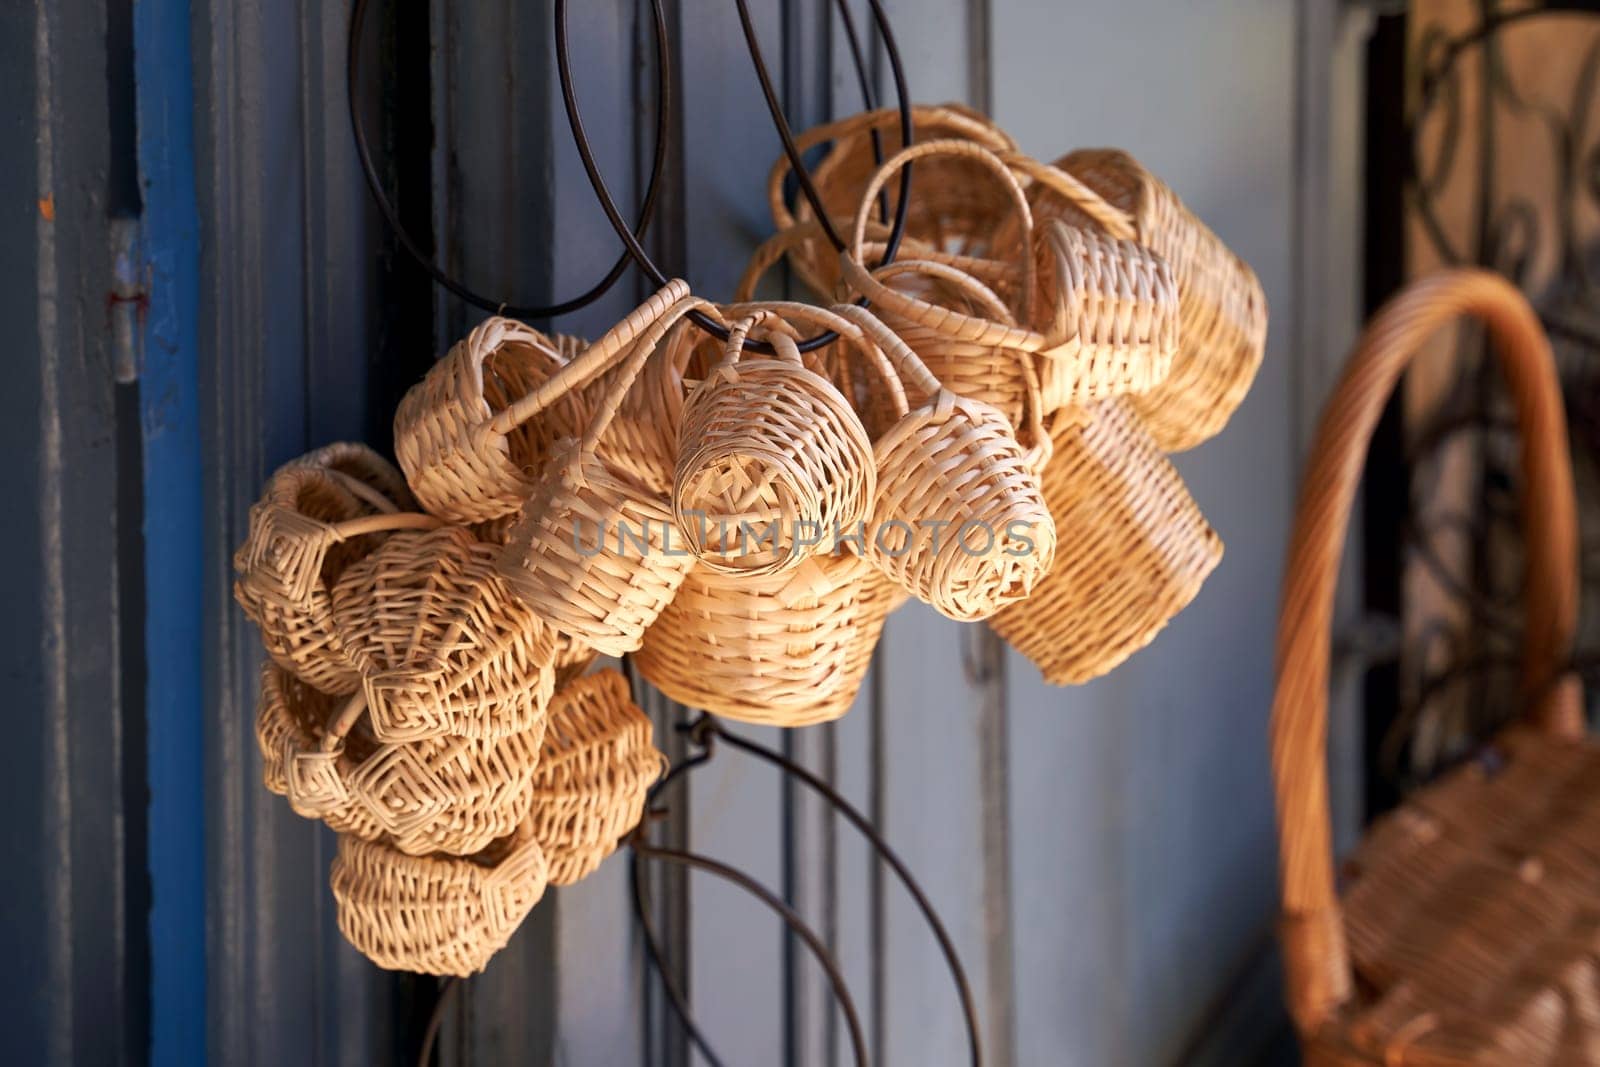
1014 148 1268 451
330 823 549 976
1031 220 1179 410
826 303 1056 622
837 139 1042 432
525 669 664 886
392 300 646 523
635 551 896 727
234 453 439 693
673 307 876 576
1272 271 1598 1065
989 399 1222 684
331 526 557 742
496 291 710 657
255 662 544 857
769 104 1019 293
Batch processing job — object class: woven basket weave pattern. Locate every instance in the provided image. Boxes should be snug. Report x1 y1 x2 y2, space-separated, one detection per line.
1039 148 1267 451
989 399 1221 684
636 551 895 727
331 526 557 742
330 829 549 977
526 670 663 886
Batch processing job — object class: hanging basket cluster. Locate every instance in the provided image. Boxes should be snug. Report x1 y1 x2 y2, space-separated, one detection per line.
236 104 1264 976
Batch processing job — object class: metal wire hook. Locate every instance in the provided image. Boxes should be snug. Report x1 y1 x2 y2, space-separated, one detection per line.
554 0 916 354
348 0 672 320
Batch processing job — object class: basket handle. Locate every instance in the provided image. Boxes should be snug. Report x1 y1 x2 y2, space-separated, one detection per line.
577 293 721 458
486 279 691 437
1270 269 1581 1033
1000 152 1137 243
734 219 938 304
718 299 911 424
767 104 1015 233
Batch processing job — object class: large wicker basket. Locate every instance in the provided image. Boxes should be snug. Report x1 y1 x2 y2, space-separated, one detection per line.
1272 270 1595 1065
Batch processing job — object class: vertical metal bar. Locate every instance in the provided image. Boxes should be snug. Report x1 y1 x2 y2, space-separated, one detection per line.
132 0 207 1060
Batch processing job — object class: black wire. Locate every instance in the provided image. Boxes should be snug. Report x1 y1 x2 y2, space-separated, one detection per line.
555 0 915 354
347 0 671 319
630 713 985 1066
416 976 461 1067
632 841 871 1066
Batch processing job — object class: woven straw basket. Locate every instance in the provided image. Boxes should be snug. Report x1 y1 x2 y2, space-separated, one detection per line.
825 303 1056 622
594 318 720 498
635 550 897 727
1013 148 1268 451
525 670 663 886
839 140 1179 429
330 823 549 976
674 306 876 576
496 289 709 657
255 662 544 857
234 449 438 694
989 399 1222 684
331 525 557 742
392 317 594 523
769 103 1018 295
1273 270 1597 1065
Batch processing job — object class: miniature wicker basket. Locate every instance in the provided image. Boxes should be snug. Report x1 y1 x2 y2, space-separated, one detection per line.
255 662 544 857
1017 148 1268 451
989 399 1222 684
525 670 664 886
593 318 721 497
673 307 876 576
331 525 557 742
392 316 597 523
635 551 896 727
234 451 438 693
827 303 1056 622
330 823 549 976
769 104 1019 293
495 290 710 656
1273 271 1598 1065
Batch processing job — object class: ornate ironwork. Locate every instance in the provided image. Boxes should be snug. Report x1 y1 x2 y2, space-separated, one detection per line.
1391 0 1600 789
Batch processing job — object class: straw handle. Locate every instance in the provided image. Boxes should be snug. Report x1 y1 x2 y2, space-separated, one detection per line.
488 279 691 437
1271 270 1580 1033
320 690 370 751
327 511 444 542
734 219 933 304
578 294 720 456
720 301 910 422
1000 152 1136 243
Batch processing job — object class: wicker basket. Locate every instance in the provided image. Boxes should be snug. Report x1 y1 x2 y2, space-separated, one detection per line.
1272 270 1595 1065
635 550 895 727
330 824 549 976
525 670 663 886
331 526 557 743
234 455 438 694
593 318 721 498
673 307 876 576
989 399 1222 684
1015 148 1268 451
255 662 544 857
824 303 1055 621
1032 219 1179 410
495 292 712 657
393 284 686 523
